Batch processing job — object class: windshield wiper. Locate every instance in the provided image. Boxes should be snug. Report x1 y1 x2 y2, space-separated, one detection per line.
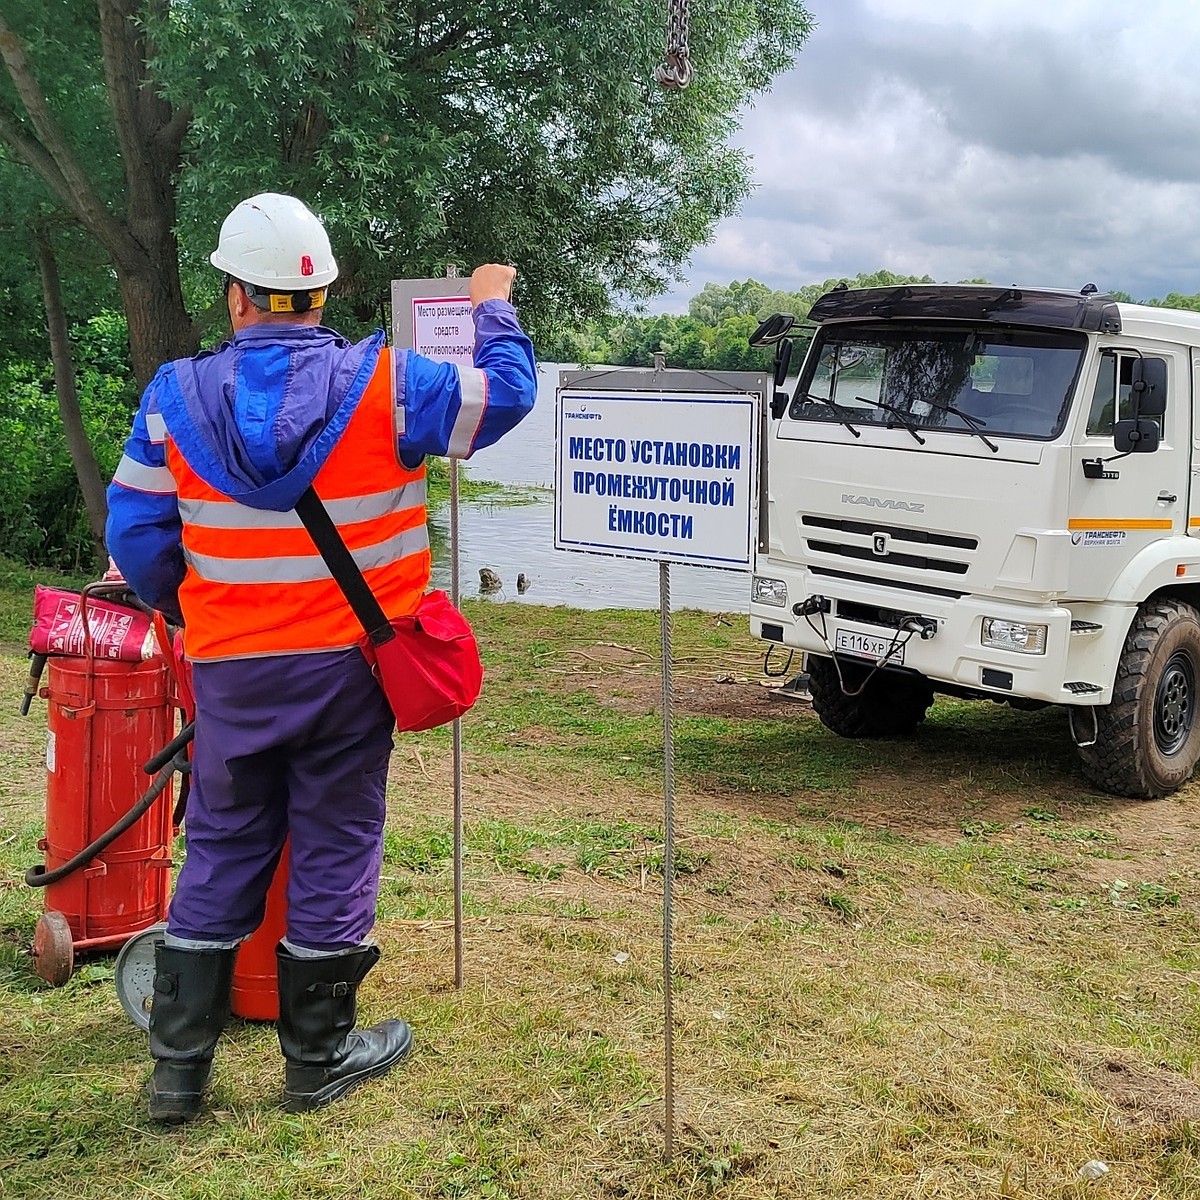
854 396 926 445
795 392 862 438
922 401 999 453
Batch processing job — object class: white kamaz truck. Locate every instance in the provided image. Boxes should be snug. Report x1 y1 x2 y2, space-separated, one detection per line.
748 284 1200 799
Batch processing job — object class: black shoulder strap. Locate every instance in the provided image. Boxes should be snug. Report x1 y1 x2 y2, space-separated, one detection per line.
294 487 395 646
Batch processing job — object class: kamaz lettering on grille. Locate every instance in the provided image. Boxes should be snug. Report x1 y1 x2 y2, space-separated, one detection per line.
841 493 925 513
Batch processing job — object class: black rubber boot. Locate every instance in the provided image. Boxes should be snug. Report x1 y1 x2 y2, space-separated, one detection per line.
146 945 236 1124
276 943 412 1113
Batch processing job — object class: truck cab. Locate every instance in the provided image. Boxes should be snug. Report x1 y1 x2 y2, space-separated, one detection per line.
749 284 1200 798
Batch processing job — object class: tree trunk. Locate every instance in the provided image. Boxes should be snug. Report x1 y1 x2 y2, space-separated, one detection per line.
34 224 109 567
118 252 198 390
102 0 199 387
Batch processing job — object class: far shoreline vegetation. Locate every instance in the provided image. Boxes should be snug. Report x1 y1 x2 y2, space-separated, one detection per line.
6 272 1200 576
538 272 1200 371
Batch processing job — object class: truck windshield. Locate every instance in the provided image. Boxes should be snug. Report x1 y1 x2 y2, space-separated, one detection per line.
789 324 1086 440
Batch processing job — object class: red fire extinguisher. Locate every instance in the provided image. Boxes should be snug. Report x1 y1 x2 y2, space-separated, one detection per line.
23 583 183 985
231 851 289 1021
23 581 288 1023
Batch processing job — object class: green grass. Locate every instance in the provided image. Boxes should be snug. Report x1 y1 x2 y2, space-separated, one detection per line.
425 457 546 506
3 594 1200 1197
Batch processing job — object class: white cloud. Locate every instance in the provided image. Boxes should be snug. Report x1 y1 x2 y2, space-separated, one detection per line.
655 0 1200 310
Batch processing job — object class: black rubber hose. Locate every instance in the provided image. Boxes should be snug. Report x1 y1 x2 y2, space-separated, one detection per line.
24 754 184 888
143 721 195 775
171 762 191 827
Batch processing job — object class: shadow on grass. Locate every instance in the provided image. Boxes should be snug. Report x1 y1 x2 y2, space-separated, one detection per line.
478 690 1090 801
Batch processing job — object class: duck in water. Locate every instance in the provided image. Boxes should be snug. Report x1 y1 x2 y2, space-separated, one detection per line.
516 573 530 594
479 567 503 593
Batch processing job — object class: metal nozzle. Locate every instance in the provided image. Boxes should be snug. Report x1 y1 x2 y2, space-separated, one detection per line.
20 652 48 716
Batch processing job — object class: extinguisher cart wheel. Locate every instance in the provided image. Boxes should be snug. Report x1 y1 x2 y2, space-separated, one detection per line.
115 922 167 1032
31 911 74 986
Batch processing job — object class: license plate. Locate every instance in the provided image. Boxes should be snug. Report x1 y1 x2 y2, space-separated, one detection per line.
835 628 905 666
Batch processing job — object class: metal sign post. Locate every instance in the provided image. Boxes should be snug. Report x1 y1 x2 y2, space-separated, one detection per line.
391 274 473 990
658 557 676 1157
555 366 765 1160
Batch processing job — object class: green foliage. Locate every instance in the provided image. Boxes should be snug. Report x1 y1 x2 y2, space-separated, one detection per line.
0 0 816 566
543 270 940 370
543 271 1200 373
0 310 136 569
138 0 816 342
1149 292 1200 312
0 5 124 361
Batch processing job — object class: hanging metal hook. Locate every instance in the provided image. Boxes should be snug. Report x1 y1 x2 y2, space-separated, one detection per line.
655 0 692 89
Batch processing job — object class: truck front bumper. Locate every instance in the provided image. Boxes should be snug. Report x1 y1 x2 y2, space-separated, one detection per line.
750 569 1129 706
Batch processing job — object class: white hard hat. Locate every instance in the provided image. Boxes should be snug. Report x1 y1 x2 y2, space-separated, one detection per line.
209 193 338 291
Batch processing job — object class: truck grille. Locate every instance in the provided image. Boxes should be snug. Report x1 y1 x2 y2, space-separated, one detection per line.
802 516 977 579
809 566 966 599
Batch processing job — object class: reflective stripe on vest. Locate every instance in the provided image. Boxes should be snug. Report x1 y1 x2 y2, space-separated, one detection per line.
183 522 430 584
168 347 429 660
177 480 427 530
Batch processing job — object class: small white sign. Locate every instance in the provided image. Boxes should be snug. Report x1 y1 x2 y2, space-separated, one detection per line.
555 390 758 569
411 295 473 365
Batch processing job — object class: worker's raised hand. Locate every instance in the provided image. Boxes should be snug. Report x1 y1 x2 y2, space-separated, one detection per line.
469 264 516 307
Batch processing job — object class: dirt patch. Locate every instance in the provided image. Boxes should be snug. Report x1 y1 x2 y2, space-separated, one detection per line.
471 833 816 918
677 678 813 721
1080 1054 1200 1127
561 637 813 722
391 755 666 826
821 772 1019 844
903 884 1026 929
754 765 1200 870
571 644 652 668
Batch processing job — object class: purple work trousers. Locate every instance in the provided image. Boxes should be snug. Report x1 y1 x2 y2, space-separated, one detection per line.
166 647 395 951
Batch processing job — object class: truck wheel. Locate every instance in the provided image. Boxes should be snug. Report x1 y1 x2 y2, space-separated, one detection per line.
1076 598 1200 799
807 655 934 738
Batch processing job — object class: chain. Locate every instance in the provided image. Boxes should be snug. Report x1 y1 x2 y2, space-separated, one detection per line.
655 0 692 90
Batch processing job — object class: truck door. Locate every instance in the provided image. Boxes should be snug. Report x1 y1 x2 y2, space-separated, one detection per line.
1068 345 1189 601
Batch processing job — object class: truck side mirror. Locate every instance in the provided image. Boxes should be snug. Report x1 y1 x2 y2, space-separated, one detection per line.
749 312 795 347
773 338 793 388
1114 418 1161 454
1131 357 1167 417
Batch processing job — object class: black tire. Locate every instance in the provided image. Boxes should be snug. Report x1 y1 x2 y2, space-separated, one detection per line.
1077 598 1200 799
807 654 934 738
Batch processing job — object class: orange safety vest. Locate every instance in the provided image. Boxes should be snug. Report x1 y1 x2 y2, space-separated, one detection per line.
166 349 430 661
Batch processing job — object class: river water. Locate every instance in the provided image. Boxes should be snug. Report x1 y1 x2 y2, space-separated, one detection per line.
427 364 752 611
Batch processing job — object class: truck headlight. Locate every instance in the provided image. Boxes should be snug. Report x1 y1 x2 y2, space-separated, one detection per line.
981 617 1047 655
752 576 788 607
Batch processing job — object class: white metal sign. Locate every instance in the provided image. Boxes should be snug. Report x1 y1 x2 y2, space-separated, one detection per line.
411 295 473 365
555 390 758 569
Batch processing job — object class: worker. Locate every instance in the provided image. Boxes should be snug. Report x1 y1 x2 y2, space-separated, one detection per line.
106 192 536 1124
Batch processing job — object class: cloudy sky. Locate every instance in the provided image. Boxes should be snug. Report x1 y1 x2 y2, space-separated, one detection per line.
655 0 1200 310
